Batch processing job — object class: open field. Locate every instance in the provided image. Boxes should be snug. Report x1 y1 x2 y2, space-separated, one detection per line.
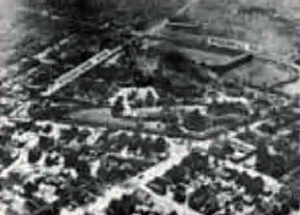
223 58 295 88
68 108 166 132
68 108 137 129
155 42 233 66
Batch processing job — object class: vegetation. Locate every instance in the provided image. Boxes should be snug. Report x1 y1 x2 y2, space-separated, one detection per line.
183 109 210 132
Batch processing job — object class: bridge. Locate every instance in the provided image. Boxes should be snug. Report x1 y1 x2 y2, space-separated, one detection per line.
40 46 123 97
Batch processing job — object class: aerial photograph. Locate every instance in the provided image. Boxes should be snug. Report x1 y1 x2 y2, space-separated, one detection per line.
0 0 299 214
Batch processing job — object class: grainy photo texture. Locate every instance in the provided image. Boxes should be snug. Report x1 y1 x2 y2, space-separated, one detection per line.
0 0 299 214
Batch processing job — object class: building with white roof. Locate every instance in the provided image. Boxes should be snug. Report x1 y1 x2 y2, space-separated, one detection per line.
108 87 160 117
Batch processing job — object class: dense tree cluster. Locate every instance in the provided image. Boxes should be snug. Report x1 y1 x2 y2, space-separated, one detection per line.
147 151 296 215
100 132 168 159
28 147 42 164
106 194 179 215
183 109 210 132
256 140 300 179
97 156 152 184
148 152 209 205
39 136 55 151
111 96 125 117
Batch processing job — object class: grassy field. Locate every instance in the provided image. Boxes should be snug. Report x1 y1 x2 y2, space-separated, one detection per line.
156 43 233 65
68 108 137 128
68 108 166 132
223 58 294 88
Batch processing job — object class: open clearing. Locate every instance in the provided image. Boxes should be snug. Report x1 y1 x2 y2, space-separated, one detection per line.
68 108 137 129
223 58 294 88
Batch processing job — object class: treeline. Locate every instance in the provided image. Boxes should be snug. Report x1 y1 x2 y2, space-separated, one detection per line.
24 0 117 13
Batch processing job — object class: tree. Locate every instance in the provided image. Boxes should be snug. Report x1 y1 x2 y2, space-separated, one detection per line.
249 176 264 196
276 186 292 203
0 148 13 166
166 94 176 106
28 103 47 119
184 109 208 132
39 136 55 151
144 136 154 147
106 196 135 215
188 186 209 211
270 154 286 178
45 154 60 167
256 142 270 173
100 129 109 142
288 194 300 210
169 211 178 215
64 150 79 168
24 181 39 199
141 142 152 158
161 107 179 133
28 148 42 164
111 96 125 117
127 90 137 101
173 184 186 204
222 140 234 157
145 90 156 107
280 203 291 215
154 137 167 153
133 98 143 108
106 199 121 215
149 178 167 195
204 195 219 215
168 166 186 184
117 132 130 145
183 152 207 173
75 160 91 180
42 124 52 134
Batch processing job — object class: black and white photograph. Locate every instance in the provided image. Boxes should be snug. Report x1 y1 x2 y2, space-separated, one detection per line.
0 0 299 214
